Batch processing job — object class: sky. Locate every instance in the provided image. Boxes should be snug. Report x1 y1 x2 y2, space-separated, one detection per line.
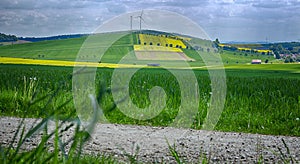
1 0 300 42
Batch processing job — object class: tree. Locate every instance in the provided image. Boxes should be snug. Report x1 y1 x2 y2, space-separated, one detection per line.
0 33 18 42
213 38 221 51
277 44 284 53
284 57 290 63
214 38 220 44
265 59 269 63
296 55 300 62
274 51 280 59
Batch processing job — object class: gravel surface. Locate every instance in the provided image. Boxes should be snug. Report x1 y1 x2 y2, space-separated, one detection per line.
0 117 299 163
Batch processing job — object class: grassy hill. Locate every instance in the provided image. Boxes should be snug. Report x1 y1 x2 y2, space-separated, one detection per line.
0 32 134 63
0 31 278 65
220 50 275 64
0 36 86 61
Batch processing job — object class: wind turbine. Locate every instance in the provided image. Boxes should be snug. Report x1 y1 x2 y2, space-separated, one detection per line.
136 10 144 31
130 15 133 31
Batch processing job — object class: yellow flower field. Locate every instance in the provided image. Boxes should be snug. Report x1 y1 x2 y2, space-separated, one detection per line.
238 48 272 53
0 57 144 68
256 49 272 53
176 36 192 41
139 34 187 49
219 44 272 54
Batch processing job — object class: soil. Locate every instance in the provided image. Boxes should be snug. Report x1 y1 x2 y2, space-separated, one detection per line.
135 51 195 61
0 117 299 163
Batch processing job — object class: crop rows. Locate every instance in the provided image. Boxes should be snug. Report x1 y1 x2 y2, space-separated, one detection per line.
138 34 186 48
0 64 299 136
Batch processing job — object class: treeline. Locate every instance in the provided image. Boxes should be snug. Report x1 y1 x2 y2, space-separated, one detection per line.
19 34 87 42
0 33 18 42
267 42 300 54
265 43 300 59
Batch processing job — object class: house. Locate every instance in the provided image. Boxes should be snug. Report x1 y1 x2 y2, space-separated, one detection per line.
251 59 261 64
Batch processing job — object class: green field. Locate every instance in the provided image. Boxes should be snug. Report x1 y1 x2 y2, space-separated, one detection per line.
0 32 299 163
0 32 134 63
0 37 85 61
0 32 278 65
0 31 299 137
0 64 299 136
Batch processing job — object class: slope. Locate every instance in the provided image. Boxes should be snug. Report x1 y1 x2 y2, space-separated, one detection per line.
0 30 278 65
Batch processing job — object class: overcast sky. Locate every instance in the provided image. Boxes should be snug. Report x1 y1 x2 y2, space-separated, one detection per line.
1 0 300 42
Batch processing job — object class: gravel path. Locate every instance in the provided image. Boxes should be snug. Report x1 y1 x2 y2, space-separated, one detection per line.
0 117 299 163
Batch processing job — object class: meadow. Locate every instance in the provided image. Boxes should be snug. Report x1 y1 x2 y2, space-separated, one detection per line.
0 32 133 63
0 32 278 66
0 32 299 162
0 63 299 137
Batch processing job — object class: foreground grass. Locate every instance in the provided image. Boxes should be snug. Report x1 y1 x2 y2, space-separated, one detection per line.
1 144 117 164
0 64 299 137
0 63 299 163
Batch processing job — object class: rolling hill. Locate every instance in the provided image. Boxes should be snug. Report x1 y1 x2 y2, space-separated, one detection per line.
0 30 278 66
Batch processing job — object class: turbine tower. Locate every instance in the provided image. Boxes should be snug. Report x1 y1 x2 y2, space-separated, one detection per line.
130 15 133 31
136 10 144 31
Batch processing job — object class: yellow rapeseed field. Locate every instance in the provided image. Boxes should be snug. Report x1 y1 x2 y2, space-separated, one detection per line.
139 34 187 49
0 57 144 68
176 36 192 41
237 47 252 51
237 48 272 53
256 49 272 53
219 44 272 54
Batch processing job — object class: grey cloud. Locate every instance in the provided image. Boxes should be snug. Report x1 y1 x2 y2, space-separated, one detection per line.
251 0 300 9
0 0 113 10
0 0 36 9
106 2 127 14
0 0 299 41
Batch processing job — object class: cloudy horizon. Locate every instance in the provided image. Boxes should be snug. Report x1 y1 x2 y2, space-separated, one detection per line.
1 0 300 42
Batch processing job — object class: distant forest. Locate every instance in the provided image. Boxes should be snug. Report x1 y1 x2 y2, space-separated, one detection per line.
0 33 18 42
0 33 88 42
18 34 88 42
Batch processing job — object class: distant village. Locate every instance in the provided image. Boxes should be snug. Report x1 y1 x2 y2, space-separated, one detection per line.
217 40 300 63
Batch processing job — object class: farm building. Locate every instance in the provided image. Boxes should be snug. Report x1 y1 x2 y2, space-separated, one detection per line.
251 59 261 64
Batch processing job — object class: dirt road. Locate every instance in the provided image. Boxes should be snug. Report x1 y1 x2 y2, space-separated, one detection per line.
0 117 299 163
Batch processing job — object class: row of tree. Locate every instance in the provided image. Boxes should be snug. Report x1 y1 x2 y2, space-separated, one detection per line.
0 33 18 42
19 34 87 42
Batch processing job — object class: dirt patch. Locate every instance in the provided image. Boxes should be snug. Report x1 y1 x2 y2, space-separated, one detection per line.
135 51 195 61
0 117 299 163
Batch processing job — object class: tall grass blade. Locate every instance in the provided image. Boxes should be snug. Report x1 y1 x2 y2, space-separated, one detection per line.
166 138 184 164
281 138 294 164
